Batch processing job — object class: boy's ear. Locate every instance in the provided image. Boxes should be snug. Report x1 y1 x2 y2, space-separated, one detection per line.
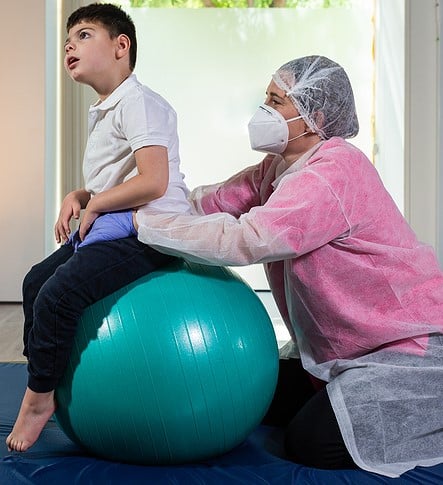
115 34 130 61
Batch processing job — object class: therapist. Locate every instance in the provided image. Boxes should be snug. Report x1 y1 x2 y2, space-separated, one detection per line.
134 55 443 478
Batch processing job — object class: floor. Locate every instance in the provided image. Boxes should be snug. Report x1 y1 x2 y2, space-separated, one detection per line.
0 294 290 363
0 303 26 362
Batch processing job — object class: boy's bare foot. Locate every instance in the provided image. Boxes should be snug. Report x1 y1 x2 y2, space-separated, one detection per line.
6 387 56 452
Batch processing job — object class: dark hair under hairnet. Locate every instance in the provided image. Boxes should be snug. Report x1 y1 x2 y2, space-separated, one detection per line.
273 55 359 140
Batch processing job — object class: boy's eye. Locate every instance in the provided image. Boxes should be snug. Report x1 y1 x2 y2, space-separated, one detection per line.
79 31 90 40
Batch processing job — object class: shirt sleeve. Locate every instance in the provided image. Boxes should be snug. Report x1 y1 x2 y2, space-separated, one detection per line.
137 168 351 266
120 93 174 152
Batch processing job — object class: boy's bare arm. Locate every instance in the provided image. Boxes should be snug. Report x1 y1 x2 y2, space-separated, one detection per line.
79 145 169 240
55 189 91 243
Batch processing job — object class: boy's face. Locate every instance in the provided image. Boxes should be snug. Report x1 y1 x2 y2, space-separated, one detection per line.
64 21 121 85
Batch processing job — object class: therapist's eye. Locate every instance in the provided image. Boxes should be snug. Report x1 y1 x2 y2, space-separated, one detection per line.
270 97 283 106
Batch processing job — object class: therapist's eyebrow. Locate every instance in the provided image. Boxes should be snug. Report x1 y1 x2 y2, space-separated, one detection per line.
267 90 287 102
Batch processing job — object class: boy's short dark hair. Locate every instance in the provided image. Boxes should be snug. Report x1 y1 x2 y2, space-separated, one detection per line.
67 3 137 71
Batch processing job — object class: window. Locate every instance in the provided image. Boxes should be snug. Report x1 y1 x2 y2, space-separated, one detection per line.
115 1 375 192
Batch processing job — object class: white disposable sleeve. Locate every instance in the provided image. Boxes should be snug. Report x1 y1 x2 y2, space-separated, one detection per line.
136 169 350 266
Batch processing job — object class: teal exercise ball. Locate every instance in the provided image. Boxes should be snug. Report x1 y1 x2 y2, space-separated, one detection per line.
55 260 279 465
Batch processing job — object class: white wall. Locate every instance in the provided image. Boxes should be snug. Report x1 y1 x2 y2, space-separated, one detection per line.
0 1 46 301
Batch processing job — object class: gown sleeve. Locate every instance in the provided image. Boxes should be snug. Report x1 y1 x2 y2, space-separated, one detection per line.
190 154 276 217
136 165 351 266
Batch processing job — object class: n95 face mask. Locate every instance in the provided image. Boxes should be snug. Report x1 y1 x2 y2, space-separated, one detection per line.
247 104 304 154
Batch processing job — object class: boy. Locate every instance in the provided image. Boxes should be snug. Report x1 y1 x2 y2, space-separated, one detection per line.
7 3 190 452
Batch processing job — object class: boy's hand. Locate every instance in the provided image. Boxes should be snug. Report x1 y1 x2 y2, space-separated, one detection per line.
55 191 89 243
79 207 101 241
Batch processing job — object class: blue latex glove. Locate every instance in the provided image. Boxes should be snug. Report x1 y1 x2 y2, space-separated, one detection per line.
66 210 137 251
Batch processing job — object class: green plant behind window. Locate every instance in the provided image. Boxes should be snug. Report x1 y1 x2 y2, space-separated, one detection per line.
127 0 352 8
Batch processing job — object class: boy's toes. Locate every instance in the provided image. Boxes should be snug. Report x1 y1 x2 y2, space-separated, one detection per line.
5 436 12 451
6 436 21 452
6 437 15 452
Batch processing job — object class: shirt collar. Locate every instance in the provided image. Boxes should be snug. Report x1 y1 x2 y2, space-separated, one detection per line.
89 73 139 112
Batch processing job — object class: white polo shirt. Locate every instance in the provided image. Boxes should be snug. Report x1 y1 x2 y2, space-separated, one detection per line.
83 74 191 215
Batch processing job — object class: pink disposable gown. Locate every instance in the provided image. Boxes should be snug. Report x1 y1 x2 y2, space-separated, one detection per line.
137 137 443 477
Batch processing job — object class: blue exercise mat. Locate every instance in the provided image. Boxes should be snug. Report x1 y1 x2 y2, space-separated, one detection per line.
1 363 442 484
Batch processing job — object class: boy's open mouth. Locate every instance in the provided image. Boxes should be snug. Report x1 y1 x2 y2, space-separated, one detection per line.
67 56 79 69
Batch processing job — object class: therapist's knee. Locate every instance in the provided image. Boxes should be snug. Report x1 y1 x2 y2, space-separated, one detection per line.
283 390 356 470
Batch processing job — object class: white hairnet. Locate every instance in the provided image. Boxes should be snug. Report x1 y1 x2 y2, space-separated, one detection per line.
272 55 359 140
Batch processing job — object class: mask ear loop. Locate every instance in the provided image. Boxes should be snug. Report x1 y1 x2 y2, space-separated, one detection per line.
286 114 303 123
288 131 309 142
286 115 309 142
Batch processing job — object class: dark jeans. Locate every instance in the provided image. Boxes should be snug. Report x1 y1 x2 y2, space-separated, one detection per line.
22 237 175 393
262 358 356 470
